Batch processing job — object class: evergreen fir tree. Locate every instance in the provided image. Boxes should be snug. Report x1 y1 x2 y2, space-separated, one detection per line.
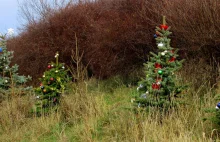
204 95 220 129
0 34 31 99
34 52 70 113
214 100 220 126
135 16 185 110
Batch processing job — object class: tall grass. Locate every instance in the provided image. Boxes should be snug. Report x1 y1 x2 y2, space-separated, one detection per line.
0 60 219 141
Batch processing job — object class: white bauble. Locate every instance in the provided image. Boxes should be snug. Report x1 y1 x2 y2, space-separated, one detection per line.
157 43 164 47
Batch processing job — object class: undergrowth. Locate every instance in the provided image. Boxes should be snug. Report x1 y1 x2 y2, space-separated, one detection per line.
0 60 219 142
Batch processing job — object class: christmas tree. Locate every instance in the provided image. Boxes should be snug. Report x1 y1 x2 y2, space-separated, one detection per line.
214 101 220 126
204 95 220 128
0 34 31 99
135 16 185 110
34 52 70 113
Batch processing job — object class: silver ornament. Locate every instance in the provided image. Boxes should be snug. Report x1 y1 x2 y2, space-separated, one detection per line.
158 43 164 47
161 52 165 56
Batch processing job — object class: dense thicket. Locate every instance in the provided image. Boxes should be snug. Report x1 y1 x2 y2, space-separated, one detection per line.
7 0 220 84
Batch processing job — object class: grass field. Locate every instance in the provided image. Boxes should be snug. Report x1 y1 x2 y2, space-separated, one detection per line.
0 60 219 142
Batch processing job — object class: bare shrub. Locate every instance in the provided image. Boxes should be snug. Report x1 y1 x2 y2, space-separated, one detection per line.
8 0 220 84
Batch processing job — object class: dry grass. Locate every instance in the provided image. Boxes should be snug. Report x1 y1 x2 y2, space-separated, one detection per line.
0 61 219 142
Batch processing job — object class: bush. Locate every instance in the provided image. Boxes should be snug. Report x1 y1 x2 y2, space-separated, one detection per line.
7 0 220 84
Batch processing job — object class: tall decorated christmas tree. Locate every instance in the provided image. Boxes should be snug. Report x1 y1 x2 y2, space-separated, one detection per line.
135 16 185 109
34 52 70 113
0 34 31 98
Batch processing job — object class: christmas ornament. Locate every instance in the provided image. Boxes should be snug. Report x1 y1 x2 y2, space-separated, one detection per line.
138 103 141 108
137 84 144 91
158 43 164 47
164 50 168 53
156 81 161 85
169 57 176 62
50 78 54 81
155 63 162 69
62 66 65 69
55 70 58 73
40 83 43 86
36 96 40 99
154 34 157 38
131 98 135 103
48 65 52 69
0 47 2 53
176 88 181 93
140 93 147 98
160 24 168 30
43 74 45 78
161 52 166 56
152 83 160 90
55 53 59 58
40 86 44 89
51 64 54 67
43 89 47 93
5 80 8 83
216 102 220 109
5 66 8 69
158 70 163 75
57 77 61 81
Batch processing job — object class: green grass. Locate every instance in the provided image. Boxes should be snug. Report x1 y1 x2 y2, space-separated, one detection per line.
0 62 219 141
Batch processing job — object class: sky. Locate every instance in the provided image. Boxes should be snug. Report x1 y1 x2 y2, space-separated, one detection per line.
0 0 23 34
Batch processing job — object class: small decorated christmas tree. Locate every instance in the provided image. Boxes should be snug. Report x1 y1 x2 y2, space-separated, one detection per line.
34 52 70 113
204 95 220 128
214 101 220 126
135 16 185 110
0 34 31 99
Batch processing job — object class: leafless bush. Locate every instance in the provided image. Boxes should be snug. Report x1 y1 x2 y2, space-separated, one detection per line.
7 0 220 84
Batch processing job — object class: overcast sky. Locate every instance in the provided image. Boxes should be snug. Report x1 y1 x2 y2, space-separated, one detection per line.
0 0 79 35
0 0 23 34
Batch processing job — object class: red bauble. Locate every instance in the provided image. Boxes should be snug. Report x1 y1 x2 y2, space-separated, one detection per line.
48 65 52 69
152 83 160 90
169 57 176 62
155 63 162 69
160 24 168 30
40 83 43 86
50 78 54 81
